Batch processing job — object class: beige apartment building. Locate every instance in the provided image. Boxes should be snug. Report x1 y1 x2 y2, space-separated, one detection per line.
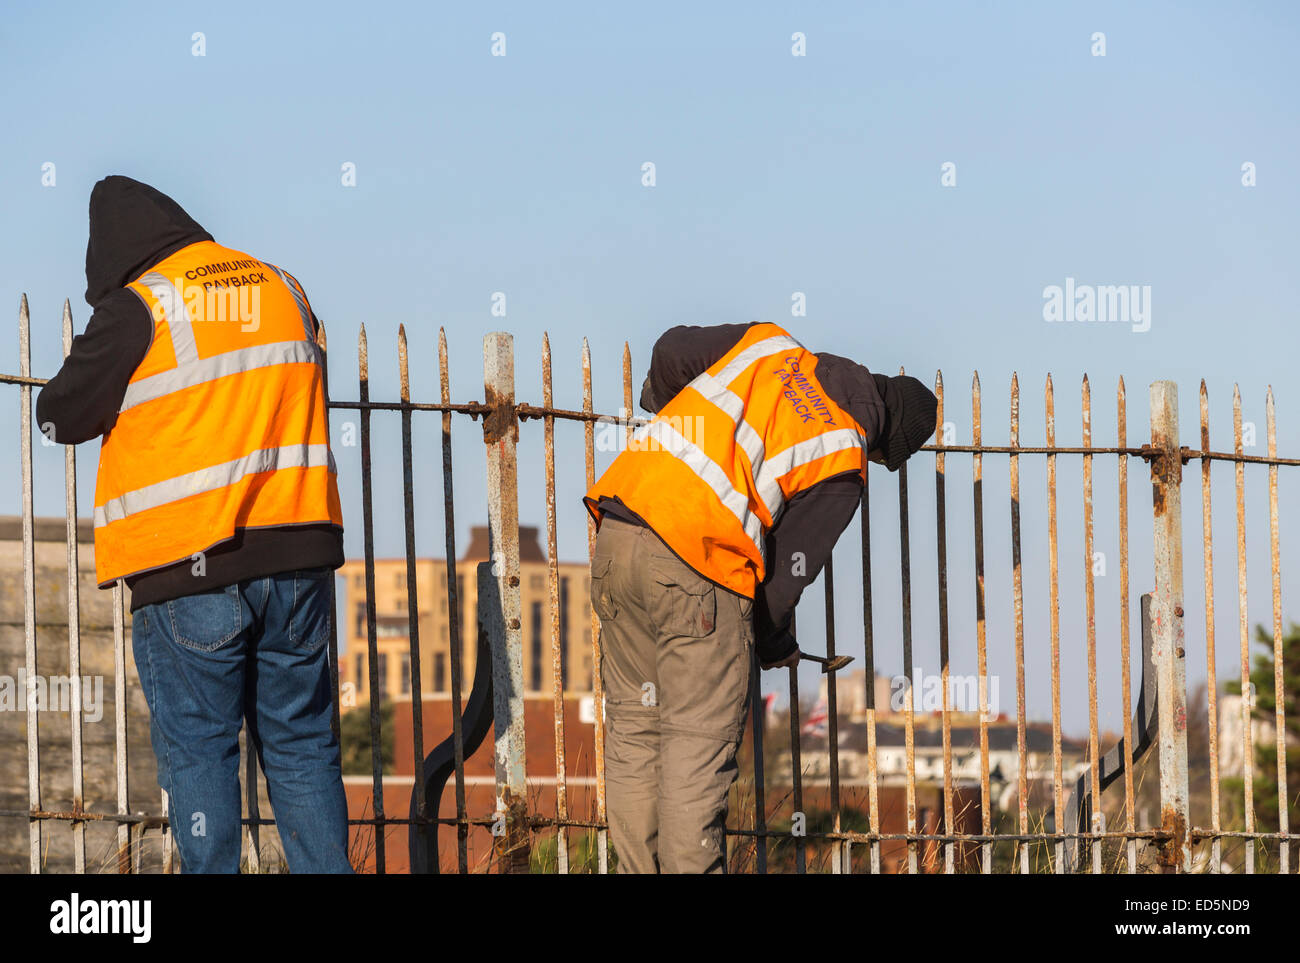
338 526 594 704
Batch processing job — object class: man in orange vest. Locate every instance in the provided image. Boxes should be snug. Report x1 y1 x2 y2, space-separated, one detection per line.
584 322 936 872
37 176 350 873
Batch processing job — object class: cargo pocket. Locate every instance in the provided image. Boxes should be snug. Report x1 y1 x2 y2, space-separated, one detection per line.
649 557 717 638
590 555 618 622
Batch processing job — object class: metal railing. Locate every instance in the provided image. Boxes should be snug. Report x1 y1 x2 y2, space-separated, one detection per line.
3 295 1296 873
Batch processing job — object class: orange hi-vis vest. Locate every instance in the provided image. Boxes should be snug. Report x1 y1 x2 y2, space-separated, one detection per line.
92 239 342 587
584 323 869 597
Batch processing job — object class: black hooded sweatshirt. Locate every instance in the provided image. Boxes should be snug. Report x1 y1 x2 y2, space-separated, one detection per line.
37 176 343 611
596 322 934 664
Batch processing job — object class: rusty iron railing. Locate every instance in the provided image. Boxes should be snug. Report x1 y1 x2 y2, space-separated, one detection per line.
3 296 1296 873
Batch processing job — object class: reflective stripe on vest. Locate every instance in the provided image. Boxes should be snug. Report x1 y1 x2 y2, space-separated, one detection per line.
263 262 316 342
138 272 199 364
122 340 321 411
94 442 335 528
756 427 867 520
632 417 766 561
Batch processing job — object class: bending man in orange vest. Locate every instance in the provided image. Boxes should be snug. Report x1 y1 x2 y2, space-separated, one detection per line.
584 323 936 873
38 176 350 873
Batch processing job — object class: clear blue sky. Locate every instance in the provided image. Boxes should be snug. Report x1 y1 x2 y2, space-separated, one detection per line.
2 0 1297 737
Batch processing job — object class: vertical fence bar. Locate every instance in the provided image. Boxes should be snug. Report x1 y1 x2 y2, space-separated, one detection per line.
622 343 633 449
358 324 385 874
160 788 173 873
1045 374 1064 873
1266 387 1288 875
1010 374 1029 875
542 334 570 873
398 326 429 866
1082 375 1101 873
933 372 954 874
786 641 806 873
972 373 992 874
244 745 261 872
19 295 42 873
1198 381 1220 873
438 328 469 873
1232 385 1255 874
1118 378 1138 873
823 556 843 873
750 656 768 873
58 300 86 872
860 472 881 874
582 338 609 873
113 580 131 873
897 374 918 874
1150 380 1191 873
483 332 528 872
318 323 343 748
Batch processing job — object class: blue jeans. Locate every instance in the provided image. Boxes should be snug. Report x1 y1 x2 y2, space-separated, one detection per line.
132 567 353 873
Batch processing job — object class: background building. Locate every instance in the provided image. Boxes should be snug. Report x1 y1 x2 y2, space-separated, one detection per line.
338 526 594 704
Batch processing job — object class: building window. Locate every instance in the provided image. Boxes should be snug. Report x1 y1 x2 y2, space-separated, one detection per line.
434 653 446 692
531 601 543 692
530 573 544 590
354 603 366 639
400 653 411 696
377 653 388 692
354 654 364 690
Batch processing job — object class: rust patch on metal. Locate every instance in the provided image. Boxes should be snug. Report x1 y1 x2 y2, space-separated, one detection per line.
1158 805 1187 873
1149 450 1181 516
493 789 532 874
482 385 519 444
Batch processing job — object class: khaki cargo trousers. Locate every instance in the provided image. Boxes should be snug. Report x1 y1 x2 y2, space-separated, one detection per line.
590 516 755 873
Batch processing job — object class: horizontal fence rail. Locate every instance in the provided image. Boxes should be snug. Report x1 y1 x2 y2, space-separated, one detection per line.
2 295 1295 873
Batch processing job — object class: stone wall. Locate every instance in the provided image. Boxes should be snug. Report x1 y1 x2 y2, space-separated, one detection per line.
0 517 284 873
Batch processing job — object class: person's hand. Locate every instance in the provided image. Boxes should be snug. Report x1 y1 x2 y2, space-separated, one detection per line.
760 646 801 670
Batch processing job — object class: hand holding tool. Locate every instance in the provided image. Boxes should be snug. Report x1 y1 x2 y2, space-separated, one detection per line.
800 652 854 673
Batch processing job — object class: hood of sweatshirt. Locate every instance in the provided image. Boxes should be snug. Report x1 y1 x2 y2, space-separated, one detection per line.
84 175 212 307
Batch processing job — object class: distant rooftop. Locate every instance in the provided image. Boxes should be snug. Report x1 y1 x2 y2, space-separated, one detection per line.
0 515 94 543
462 525 547 563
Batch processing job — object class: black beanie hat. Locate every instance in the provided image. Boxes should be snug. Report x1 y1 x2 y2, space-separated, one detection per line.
874 374 938 471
